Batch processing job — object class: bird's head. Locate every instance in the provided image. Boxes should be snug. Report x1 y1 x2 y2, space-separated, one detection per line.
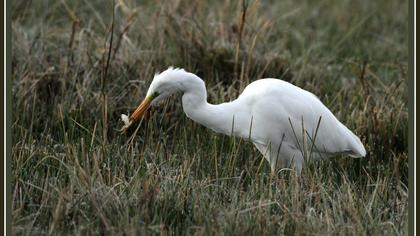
120 67 187 130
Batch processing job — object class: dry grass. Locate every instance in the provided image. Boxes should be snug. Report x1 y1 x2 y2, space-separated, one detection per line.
11 0 408 235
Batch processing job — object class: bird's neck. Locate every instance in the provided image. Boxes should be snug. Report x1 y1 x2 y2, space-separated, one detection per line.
180 77 239 135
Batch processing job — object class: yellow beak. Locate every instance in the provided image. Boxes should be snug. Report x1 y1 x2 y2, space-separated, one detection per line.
129 96 153 123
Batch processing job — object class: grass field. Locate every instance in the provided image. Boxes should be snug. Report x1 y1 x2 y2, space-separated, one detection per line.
11 0 408 235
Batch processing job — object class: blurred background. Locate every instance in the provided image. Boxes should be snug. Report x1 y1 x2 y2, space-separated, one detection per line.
11 0 408 235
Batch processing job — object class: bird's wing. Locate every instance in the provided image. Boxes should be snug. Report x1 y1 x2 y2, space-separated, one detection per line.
241 79 364 156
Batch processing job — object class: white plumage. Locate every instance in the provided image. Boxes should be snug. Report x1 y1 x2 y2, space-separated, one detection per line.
122 67 366 175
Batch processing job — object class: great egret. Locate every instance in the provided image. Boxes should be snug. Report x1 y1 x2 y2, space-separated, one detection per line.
121 67 366 175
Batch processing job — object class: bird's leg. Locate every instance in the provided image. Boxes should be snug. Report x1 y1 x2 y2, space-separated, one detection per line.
289 153 304 176
270 163 277 176
270 165 277 176
294 161 303 176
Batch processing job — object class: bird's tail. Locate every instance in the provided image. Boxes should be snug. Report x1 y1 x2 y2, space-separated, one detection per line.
347 130 366 158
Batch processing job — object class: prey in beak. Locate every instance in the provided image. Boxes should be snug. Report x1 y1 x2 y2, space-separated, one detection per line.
120 95 154 132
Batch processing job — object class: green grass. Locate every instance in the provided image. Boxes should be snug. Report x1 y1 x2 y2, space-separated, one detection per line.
11 0 408 235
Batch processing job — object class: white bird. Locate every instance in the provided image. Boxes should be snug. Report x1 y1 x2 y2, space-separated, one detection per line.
121 67 366 175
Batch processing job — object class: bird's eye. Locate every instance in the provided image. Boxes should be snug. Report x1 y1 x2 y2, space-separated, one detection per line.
152 92 159 98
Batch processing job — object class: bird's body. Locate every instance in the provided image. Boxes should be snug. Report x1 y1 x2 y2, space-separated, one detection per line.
122 67 366 175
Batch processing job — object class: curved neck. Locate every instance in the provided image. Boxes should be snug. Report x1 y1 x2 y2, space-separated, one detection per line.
180 76 239 135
